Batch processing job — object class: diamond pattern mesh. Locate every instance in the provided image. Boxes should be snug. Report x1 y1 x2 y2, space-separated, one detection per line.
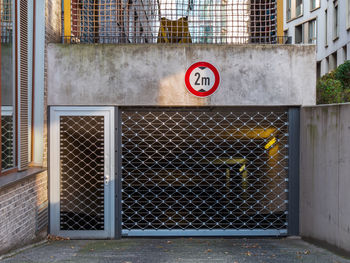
60 116 105 231
1 115 14 170
67 0 280 44
121 108 289 232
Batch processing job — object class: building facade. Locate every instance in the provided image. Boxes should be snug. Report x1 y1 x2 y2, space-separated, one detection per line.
45 0 315 239
0 0 316 253
283 0 350 76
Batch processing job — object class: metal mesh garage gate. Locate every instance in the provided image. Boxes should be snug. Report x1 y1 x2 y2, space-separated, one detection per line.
60 116 105 231
120 107 290 236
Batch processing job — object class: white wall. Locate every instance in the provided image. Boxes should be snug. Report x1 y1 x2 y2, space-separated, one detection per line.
284 0 350 74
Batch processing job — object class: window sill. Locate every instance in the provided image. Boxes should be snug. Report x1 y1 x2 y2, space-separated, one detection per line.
310 6 320 13
287 14 304 23
0 167 46 190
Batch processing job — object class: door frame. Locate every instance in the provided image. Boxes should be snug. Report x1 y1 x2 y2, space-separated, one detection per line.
49 106 115 239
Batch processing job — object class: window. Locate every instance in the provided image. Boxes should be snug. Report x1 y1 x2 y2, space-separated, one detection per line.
287 0 291 20
325 9 328 46
287 0 303 21
344 45 348 61
308 19 317 44
317 61 321 79
296 0 303 17
1 0 32 174
310 0 320 11
347 0 350 29
1 0 16 172
330 52 337 70
295 24 303 44
333 1 339 40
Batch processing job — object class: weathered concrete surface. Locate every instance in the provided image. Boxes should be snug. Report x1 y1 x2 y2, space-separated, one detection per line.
48 44 316 106
2 238 350 263
300 103 350 253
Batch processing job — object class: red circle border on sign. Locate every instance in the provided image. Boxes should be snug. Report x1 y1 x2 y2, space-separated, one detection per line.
185 62 220 97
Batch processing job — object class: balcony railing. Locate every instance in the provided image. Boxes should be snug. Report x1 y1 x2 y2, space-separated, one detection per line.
63 0 288 44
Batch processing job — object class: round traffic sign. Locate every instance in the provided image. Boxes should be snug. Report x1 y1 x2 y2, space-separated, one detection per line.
185 62 220 97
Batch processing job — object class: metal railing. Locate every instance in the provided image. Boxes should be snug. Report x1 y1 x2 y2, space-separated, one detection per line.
63 0 289 44
62 35 291 44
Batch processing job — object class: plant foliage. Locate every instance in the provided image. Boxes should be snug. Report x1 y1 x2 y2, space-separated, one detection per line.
317 61 350 104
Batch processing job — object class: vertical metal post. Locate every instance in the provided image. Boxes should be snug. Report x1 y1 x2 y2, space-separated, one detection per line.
288 107 300 235
115 106 122 239
64 0 71 43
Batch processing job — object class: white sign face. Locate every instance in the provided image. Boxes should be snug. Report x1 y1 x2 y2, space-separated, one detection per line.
185 62 220 97
189 67 216 92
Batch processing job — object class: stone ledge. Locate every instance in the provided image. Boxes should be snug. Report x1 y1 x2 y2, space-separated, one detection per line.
0 167 46 190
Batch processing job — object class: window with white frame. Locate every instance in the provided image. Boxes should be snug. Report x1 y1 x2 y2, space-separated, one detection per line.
295 24 303 43
296 0 303 17
287 0 303 21
333 1 339 39
287 0 291 20
325 9 328 46
310 0 320 11
308 19 317 44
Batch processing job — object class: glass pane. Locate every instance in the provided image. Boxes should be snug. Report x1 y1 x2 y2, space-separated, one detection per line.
1 0 15 170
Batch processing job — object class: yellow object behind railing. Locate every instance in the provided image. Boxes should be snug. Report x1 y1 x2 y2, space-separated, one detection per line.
64 0 71 43
157 17 192 43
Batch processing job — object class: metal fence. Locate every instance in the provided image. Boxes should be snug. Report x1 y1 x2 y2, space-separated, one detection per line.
64 0 286 44
1 115 14 170
121 107 289 236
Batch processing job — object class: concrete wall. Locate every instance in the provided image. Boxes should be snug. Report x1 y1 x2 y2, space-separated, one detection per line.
300 103 350 253
48 44 316 106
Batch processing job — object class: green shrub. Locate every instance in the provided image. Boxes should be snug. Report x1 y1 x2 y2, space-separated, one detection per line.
334 60 350 88
317 79 343 104
316 61 350 104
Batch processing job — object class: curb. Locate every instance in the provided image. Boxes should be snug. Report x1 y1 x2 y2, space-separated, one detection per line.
0 240 48 261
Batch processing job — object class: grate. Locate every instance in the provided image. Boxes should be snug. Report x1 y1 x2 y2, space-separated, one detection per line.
121 107 289 234
59 116 105 231
18 0 29 170
66 0 281 44
1 114 14 170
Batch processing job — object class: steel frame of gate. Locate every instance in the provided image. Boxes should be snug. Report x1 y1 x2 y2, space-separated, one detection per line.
49 106 299 239
49 106 115 239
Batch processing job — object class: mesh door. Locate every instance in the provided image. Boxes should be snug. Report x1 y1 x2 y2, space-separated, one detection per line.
59 116 105 231
121 107 289 235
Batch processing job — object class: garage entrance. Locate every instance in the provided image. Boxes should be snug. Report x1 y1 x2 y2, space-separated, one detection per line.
50 106 299 238
119 107 299 236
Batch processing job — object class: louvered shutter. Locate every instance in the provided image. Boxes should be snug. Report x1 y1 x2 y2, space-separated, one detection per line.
17 0 28 170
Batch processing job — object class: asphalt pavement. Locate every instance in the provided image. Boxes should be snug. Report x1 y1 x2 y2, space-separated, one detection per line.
1 238 349 263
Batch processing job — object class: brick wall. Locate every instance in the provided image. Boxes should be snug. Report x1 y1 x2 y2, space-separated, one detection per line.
0 171 48 254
